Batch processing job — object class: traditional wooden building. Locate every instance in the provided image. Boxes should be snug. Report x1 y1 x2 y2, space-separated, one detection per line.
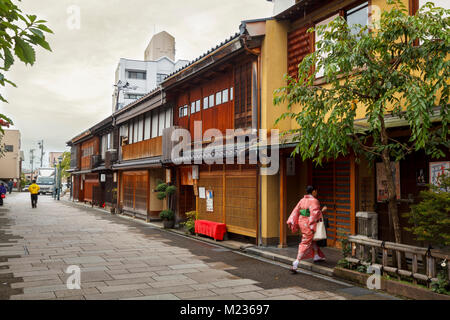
162 32 264 239
257 0 449 248
113 88 170 220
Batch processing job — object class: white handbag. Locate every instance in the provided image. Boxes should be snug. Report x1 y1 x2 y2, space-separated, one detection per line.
313 218 327 241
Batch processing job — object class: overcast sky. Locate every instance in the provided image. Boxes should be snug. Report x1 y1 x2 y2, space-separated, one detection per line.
0 0 273 169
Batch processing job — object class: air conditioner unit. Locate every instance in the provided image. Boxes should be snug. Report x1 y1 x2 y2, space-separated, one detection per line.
105 150 118 169
91 155 101 169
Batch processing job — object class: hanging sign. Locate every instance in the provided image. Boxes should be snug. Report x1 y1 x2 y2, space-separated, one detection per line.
192 165 199 180
429 161 450 188
199 187 206 199
206 190 214 212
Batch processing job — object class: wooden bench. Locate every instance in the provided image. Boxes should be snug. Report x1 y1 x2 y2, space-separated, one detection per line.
195 220 227 241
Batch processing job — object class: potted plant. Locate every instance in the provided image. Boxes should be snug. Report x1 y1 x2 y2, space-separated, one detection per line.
155 180 176 228
160 209 175 229
181 211 197 235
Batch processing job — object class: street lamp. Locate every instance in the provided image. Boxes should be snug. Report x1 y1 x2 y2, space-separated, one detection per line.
57 155 63 201
53 159 57 199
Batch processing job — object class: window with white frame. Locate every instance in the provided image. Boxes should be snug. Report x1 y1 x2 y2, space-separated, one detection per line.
222 89 229 103
315 13 339 78
191 101 196 114
230 87 234 100
158 110 165 136
203 97 209 109
133 119 139 143
144 113 151 140
346 2 369 35
209 95 215 108
216 91 222 105
127 70 146 80
183 105 188 116
151 111 158 138
165 108 171 129
137 117 144 142
195 100 201 112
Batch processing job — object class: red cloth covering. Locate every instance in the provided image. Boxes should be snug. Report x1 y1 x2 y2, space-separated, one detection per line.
195 220 227 241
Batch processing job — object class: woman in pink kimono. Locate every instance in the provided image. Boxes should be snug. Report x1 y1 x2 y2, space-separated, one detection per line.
287 185 327 273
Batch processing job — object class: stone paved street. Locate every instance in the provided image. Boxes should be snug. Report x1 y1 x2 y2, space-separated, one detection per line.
0 193 399 300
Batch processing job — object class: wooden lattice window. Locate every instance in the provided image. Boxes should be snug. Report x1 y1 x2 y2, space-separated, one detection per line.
234 62 253 129
287 25 313 79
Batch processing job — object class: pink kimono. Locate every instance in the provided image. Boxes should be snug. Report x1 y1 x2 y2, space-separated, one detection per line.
287 195 325 261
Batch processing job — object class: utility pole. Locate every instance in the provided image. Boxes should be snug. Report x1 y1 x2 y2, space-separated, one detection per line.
29 149 35 180
38 140 44 168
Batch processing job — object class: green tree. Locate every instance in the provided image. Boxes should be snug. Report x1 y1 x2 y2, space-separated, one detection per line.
404 170 450 247
0 0 53 132
60 151 71 179
274 0 449 244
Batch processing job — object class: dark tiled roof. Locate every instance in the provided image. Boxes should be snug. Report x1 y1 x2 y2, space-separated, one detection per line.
162 32 241 81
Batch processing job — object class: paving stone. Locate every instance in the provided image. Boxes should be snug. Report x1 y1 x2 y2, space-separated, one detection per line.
111 272 157 280
10 292 56 300
63 256 106 264
84 290 143 300
211 279 259 288
211 285 264 295
121 293 180 300
139 285 193 296
97 283 152 293
175 289 217 299
235 291 267 299
149 278 197 288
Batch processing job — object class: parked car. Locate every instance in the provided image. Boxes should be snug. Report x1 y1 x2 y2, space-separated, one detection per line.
23 185 30 192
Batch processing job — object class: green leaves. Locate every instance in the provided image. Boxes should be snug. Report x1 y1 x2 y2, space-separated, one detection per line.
14 36 35 65
0 0 53 130
273 0 449 166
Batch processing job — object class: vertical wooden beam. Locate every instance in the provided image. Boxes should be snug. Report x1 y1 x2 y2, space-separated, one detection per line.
350 154 356 236
222 165 226 224
279 154 287 248
117 171 121 212
146 169 150 222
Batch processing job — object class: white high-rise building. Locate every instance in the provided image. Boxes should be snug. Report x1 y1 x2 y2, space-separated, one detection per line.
112 31 189 112
266 0 296 15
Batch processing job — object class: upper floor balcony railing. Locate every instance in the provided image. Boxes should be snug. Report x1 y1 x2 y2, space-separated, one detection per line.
121 136 162 161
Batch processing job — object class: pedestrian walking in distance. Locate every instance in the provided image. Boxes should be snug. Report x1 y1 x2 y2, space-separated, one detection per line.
287 185 327 274
28 180 40 209
0 183 7 206
8 179 14 194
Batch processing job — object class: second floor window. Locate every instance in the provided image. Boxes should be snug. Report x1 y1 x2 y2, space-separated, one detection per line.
346 2 369 35
4 145 13 152
127 70 146 80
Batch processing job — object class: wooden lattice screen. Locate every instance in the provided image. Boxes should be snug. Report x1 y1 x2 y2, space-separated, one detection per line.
312 156 355 247
234 61 253 129
288 25 313 79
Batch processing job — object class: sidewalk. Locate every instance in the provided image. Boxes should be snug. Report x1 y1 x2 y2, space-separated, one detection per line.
62 198 341 278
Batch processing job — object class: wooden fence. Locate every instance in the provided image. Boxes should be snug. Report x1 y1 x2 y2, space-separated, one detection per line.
346 235 449 288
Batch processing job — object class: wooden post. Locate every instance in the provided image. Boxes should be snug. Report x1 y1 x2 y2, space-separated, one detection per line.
412 254 418 285
222 165 226 224
279 154 287 248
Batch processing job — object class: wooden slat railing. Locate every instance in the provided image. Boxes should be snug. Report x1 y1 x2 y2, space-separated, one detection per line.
122 137 162 161
346 235 449 288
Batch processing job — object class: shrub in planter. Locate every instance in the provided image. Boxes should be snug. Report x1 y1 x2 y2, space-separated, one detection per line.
160 209 175 229
181 211 197 235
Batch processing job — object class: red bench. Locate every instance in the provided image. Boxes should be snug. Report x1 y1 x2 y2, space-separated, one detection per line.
195 220 227 241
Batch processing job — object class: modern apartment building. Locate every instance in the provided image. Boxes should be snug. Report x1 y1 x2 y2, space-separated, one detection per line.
112 31 189 112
